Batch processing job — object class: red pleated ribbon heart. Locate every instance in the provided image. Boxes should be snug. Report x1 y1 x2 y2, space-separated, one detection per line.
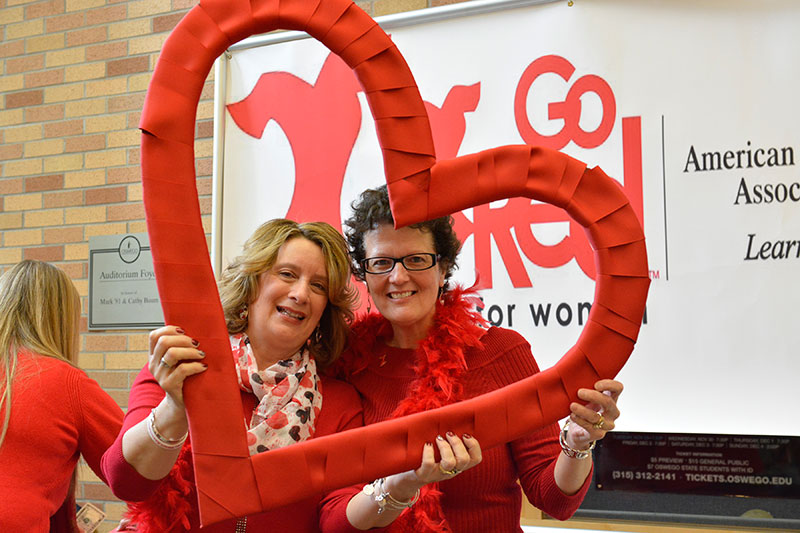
140 0 650 524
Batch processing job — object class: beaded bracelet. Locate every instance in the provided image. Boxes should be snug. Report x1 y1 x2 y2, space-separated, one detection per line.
362 477 420 514
146 408 188 450
559 419 595 459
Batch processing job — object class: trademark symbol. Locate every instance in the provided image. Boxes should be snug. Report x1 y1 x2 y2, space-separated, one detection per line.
649 270 660 279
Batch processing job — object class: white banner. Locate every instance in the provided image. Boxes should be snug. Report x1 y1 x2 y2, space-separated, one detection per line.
217 0 800 436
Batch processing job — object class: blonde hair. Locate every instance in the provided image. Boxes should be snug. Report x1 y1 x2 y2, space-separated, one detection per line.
0 260 82 448
218 219 357 368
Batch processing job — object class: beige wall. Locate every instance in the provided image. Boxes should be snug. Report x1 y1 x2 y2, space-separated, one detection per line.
0 0 465 530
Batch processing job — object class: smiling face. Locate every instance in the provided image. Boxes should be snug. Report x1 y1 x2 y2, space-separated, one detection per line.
363 224 446 348
245 237 329 368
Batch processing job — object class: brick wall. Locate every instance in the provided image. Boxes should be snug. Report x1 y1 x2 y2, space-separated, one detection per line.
1 0 467 530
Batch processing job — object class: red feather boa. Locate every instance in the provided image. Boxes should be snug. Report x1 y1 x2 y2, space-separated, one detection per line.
336 286 487 533
124 442 195 532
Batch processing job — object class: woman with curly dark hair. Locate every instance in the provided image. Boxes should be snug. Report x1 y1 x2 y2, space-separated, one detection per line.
338 185 624 532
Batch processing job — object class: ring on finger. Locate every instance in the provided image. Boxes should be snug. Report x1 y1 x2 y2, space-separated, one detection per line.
592 413 605 430
438 464 458 476
159 357 173 369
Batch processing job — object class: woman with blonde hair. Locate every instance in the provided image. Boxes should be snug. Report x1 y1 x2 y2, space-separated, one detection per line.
0 260 123 531
103 219 479 532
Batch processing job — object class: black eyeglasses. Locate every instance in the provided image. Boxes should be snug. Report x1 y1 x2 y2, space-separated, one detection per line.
361 253 438 274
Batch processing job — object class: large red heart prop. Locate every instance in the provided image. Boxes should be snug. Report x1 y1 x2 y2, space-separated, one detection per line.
141 0 649 525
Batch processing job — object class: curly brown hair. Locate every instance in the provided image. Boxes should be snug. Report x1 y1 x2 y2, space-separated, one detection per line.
218 219 357 368
344 185 461 291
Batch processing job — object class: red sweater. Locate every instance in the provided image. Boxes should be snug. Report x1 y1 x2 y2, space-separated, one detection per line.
102 366 367 532
345 326 590 532
0 352 123 532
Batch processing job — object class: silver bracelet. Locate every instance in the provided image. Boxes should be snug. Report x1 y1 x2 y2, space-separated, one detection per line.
362 478 420 514
146 408 188 450
559 420 595 459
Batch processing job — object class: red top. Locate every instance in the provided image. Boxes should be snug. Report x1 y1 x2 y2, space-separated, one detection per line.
346 327 591 532
102 366 367 532
0 352 124 532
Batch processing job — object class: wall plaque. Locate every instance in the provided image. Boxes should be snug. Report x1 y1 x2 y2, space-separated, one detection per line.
88 233 165 330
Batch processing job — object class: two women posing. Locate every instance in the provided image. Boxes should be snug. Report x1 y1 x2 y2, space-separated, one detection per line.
104 186 622 532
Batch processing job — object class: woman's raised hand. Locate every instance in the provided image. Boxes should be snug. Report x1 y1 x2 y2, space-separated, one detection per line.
415 432 483 483
120 326 207 479
147 325 207 410
347 434 483 528
383 433 483 502
567 378 623 449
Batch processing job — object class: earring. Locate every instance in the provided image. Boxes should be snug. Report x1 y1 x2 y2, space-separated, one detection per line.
366 292 373 314
239 305 248 320
308 324 321 347
437 286 445 303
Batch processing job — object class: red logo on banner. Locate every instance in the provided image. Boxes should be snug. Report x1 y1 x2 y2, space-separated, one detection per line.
228 53 643 284
454 55 643 284
514 54 616 150
227 54 362 225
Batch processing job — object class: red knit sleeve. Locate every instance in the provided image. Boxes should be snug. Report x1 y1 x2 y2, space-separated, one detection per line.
511 425 591 520
101 365 171 501
316 377 383 533
71 366 124 484
480 328 591 520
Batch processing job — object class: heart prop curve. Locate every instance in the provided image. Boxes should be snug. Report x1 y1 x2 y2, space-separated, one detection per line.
140 0 650 524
